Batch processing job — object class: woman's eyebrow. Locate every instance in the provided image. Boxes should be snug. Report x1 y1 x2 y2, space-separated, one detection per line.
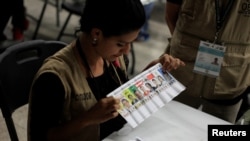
118 40 130 44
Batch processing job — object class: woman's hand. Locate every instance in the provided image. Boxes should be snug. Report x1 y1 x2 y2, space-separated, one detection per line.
83 97 120 125
46 97 120 141
143 54 185 71
159 54 185 71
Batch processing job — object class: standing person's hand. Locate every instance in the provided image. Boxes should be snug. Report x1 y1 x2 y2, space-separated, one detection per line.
143 54 185 71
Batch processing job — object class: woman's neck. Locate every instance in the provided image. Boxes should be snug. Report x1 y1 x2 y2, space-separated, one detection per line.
78 34 104 77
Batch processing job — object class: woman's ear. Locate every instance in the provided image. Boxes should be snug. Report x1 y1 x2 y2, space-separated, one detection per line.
90 28 102 46
91 28 102 38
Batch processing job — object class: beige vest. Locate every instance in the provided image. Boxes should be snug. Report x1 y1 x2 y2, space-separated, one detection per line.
169 0 250 100
28 40 127 141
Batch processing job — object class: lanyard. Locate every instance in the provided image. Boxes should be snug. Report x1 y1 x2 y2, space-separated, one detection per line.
75 38 124 99
214 0 234 43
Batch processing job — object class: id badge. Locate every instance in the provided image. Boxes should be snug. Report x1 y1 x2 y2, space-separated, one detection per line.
193 41 226 77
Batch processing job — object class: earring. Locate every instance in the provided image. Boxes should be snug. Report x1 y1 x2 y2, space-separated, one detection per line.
92 38 97 45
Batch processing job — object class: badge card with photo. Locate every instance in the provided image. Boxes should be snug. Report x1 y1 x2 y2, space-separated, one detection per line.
194 41 226 77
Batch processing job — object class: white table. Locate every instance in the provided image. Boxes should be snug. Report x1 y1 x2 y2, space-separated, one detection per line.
103 100 231 141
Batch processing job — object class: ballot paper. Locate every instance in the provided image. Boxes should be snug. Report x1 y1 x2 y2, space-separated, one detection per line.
107 63 186 128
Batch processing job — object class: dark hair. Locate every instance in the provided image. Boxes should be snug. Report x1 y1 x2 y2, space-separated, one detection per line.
145 82 152 87
121 98 129 103
80 0 145 37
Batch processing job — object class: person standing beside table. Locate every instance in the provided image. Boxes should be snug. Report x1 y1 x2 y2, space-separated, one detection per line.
164 0 250 123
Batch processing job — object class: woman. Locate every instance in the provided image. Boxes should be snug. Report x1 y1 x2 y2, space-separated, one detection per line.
28 0 185 141
145 82 157 92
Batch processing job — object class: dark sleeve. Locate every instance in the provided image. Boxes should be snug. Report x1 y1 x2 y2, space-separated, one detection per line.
29 73 65 141
167 0 182 5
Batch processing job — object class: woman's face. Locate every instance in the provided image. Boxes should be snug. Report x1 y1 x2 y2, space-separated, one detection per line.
145 83 152 89
135 90 143 99
122 99 131 108
96 29 140 61
158 76 163 81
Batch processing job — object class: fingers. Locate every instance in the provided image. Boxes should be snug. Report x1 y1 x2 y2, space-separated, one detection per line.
99 97 120 111
99 97 120 116
86 97 121 124
168 58 185 70
160 54 185 71
104 97 120 108
104 110 119 119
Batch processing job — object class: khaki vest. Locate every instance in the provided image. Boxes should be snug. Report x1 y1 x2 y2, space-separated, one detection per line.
28 40 127 141
169 0 250 100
